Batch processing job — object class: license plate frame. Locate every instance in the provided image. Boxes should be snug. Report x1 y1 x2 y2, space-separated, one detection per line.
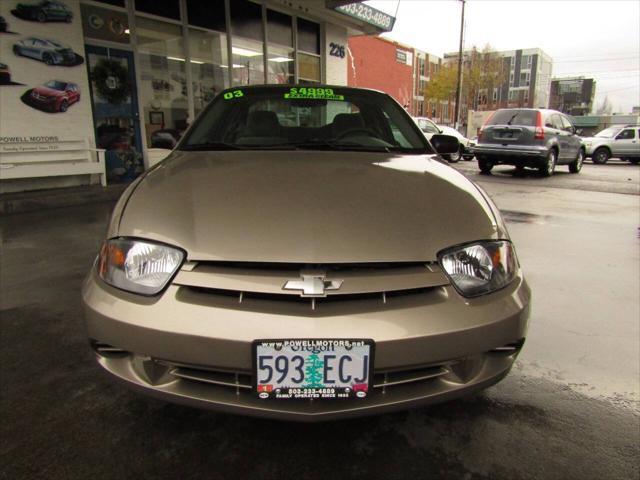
252 338 375 400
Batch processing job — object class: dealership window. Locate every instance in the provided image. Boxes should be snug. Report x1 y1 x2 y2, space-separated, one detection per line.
135 17 189 147
189 29 229 115
231 0 263 42
81 3 130 44
232 36 265 85
297 18 321 84
135 0 180 21
266 10 294 84
186 0 226 31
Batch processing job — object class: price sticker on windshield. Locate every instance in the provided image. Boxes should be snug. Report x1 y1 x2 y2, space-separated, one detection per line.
284 87 344 101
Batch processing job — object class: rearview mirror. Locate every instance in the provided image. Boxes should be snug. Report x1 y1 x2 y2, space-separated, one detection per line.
430 134 460 155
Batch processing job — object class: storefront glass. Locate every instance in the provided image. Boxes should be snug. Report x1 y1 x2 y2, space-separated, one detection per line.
135 16 189 148
188 29 229 115
298 53 320 84
231 37 264 85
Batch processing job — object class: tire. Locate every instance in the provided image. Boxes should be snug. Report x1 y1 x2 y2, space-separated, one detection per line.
37 11 46 22
59 100 68 112
445 146 462 163
43 53 54 65
592 147 610 164
539 149 557 177
478 158 493 174
462 155 474 161
569 148 584 173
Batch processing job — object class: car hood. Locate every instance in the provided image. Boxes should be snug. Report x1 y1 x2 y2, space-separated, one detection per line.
115 151 502 262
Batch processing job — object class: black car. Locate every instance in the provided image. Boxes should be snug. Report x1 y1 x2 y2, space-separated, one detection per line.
14 1 73 23
473 108 585 176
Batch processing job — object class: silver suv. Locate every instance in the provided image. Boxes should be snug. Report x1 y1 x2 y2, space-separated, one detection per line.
473 108 584 176
583 125 640 165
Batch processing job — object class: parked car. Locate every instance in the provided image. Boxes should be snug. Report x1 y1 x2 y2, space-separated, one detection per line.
29 80 79 112
82 85 530 421
414 117 473 162
0 15 8 32
473 108 585 176
0 62 10 84
582 125 640 165
14 0 73 23
13 37 78 65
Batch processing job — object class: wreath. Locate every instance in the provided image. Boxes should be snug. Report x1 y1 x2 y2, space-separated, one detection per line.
92 58 131 104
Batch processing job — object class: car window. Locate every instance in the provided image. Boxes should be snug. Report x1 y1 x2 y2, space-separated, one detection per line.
595 127 619 138
488 109 538 127
560 115 574 132
616 129 635 140
417 118 439 134
550 114 564 130
182 87 429 153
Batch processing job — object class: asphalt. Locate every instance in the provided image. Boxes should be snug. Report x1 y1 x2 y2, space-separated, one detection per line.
0 162 638 480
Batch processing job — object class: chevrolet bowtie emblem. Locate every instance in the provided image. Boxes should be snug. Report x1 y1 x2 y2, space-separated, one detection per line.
283 270 343 297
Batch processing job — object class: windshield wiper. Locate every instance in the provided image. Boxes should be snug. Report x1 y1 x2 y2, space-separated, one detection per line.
280 140 391 153
180 142 242 151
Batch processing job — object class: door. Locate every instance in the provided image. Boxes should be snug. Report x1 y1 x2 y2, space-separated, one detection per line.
613 128 637 157
85 45 143 183
560 114 580 159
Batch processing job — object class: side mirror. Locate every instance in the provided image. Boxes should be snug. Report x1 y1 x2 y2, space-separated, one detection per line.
430 134 460 155
575 128 583 136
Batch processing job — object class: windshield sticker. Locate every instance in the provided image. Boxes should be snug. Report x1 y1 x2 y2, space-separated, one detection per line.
223 90 244 100
284 87 344 101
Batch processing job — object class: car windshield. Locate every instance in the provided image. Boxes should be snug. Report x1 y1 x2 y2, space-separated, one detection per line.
180 86 430 153
44 80 66 90
594 127 619 138
416 118 440 134
487 109 538 126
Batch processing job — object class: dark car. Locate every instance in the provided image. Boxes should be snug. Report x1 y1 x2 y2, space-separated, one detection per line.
13 37 78 65
0 62 10 84
0 16 8 32
14 1 73 23
29 80 80 112
473 108 585 176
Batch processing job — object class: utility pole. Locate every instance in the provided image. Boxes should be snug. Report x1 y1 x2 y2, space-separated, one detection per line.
453 0 465 130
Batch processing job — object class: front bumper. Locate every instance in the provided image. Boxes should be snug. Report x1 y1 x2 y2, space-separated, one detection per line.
82 271 531 421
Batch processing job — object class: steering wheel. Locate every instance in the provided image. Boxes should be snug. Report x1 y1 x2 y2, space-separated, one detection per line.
335 128 377 140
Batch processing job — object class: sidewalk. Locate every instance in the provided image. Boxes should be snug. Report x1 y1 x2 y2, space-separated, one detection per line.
0 183 128 215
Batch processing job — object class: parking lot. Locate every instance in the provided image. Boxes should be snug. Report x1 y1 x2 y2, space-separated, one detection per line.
1 161 638 480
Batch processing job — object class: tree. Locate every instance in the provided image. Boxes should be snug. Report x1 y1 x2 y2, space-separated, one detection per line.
596 95 613 115
424 45 506 120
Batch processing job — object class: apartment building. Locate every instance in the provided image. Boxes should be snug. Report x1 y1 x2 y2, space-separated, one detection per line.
549 77 596 116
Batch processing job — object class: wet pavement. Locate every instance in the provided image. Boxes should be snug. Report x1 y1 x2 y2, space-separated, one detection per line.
1 163 638 479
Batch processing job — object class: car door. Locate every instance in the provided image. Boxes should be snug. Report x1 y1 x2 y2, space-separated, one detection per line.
560 114 580 159
545 114 565 158
23 39 40 59
612 128 636 157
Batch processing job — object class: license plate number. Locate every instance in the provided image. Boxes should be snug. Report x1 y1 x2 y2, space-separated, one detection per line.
253 339 374 399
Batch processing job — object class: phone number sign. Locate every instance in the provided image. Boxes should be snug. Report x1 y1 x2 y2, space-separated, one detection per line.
334 3 396 32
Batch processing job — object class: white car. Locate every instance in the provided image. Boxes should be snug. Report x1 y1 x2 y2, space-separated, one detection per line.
414 117 473 162
582 125 640 164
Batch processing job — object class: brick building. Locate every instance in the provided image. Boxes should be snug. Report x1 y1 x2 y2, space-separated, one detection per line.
347 36 415 112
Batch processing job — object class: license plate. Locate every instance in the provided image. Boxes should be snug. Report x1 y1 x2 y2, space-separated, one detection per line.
253 339 374 400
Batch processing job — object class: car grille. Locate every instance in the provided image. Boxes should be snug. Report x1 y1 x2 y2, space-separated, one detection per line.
172 261 450 312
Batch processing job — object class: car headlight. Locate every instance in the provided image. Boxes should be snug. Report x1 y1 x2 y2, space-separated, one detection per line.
97 238 185 295
438 241 518 297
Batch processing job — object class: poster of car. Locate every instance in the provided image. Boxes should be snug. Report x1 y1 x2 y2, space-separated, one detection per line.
0 0 93 139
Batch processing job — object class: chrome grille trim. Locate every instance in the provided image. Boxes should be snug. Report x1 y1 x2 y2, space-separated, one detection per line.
169 367 252 391
373 365 450 389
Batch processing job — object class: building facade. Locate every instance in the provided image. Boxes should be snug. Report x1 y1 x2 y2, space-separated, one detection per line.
347 35 414 110
0 0 392 193
549 77 596 116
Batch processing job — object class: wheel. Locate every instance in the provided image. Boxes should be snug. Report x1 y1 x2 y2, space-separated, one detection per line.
629 158 640 165
462 154 474 161
569 149 584 173
13 45 21 56
37 11 46 22
539 149 557 177
478 158 493 174
592 147 610 164
445 146 462 163
43 53 54 65
59 100 68 112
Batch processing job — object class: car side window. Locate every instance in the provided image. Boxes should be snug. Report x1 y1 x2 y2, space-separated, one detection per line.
560 115 574 132
616 129 634 140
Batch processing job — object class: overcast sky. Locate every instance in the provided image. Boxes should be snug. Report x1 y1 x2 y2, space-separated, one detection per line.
366 0 640 114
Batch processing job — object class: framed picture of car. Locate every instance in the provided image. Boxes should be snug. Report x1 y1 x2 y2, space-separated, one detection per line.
149 111 164 125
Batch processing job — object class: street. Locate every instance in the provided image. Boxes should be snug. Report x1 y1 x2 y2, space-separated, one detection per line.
1 162 638 480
